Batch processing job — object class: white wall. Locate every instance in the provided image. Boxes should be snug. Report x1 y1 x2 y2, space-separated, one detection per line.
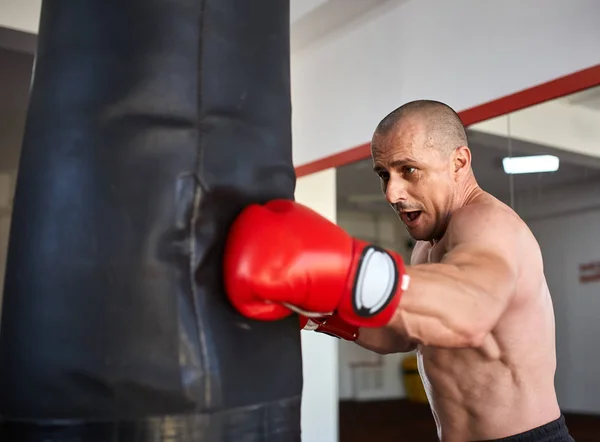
291 0 600 166
336 209 414 401
520 179 600 413
294 168 339 442
290 0 328 22
0 0 41 33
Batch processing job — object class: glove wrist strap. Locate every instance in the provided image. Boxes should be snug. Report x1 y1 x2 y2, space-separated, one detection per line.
303 314 359 341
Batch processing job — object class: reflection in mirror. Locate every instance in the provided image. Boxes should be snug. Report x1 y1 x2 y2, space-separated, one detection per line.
336 85 600 442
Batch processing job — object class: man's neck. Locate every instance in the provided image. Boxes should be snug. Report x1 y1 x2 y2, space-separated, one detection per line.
456 175 482 209
429 176 481 246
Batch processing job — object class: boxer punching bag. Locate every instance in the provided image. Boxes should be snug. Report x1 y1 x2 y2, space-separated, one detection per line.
0 0 302 440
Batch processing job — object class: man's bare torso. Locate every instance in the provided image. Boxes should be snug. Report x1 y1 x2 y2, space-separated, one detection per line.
412 193 561 441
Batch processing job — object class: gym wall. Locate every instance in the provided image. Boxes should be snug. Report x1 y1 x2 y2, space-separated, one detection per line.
0 1 41 34
522 179 600 414
294 168 339 442
336 209 413 401
290 0 600 168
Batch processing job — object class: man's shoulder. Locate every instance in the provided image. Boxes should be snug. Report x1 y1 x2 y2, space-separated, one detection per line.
451 196 523 231
447 197 529 248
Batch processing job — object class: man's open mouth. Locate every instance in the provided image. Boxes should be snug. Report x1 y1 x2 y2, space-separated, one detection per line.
400 211 422 224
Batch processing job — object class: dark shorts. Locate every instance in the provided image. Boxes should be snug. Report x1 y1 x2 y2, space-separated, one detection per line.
484 415 574 442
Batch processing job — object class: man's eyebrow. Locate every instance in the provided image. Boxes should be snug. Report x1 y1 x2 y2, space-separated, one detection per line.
373 158 419 172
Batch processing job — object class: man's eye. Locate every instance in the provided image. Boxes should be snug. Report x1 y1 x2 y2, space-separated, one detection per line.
378 172 390 180
404 167 416 175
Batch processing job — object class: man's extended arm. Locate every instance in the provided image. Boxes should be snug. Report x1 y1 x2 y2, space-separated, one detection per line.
223 200 521 352
354 205 521 352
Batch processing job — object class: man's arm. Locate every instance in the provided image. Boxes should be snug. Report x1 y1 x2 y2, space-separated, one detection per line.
387 204 522 349
224 199 521 353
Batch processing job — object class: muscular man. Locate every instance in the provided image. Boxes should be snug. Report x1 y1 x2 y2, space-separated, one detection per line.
223 100 574 441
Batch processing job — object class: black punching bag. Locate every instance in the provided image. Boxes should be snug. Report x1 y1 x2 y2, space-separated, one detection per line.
0 0 302 440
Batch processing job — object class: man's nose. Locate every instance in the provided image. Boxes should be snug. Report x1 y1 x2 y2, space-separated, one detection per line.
384 179 408 205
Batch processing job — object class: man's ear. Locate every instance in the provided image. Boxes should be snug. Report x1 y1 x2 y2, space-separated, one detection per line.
453 146 471 179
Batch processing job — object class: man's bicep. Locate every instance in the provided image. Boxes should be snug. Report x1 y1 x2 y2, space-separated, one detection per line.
441 244 517 284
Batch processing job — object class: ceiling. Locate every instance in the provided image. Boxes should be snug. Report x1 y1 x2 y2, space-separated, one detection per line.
337 129 600 212
290 0 399 52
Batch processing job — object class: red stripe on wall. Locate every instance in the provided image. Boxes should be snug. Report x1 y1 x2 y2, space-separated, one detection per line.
295 64 600 178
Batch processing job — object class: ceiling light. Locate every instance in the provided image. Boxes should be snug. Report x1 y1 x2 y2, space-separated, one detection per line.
502 155 560 175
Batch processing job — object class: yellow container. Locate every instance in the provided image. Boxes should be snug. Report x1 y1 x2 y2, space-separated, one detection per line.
401 355 429 404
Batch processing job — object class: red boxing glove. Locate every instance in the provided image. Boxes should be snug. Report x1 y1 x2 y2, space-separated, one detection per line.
224 200 410 328
300 314 360 341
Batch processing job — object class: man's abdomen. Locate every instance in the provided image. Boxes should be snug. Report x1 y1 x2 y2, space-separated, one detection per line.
418 347 560 441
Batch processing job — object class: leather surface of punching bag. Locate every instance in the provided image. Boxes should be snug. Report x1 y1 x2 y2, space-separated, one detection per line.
0 0 302 440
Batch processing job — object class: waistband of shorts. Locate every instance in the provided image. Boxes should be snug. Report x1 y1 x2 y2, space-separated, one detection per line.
484 414 573 442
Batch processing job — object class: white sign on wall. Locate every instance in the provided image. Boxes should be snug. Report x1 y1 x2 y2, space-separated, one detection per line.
579 261 600 284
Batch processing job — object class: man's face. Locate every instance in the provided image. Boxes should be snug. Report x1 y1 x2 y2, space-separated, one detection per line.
371 122 457 242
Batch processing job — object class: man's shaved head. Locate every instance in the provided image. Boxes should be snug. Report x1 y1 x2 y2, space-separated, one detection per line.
373 100 468 156
370 100 476 243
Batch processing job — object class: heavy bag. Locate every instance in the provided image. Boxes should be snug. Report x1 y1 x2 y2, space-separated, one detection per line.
0 0 302 440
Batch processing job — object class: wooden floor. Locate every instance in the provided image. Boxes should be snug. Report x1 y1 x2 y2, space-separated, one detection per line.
339 399 600 442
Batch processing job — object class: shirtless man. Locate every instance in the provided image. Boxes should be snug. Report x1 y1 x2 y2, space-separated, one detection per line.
222 100 575 441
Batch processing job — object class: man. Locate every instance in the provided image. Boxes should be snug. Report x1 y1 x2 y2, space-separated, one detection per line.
223 100 574 441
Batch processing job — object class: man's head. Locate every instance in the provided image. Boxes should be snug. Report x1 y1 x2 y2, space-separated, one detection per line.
371 100 474 242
